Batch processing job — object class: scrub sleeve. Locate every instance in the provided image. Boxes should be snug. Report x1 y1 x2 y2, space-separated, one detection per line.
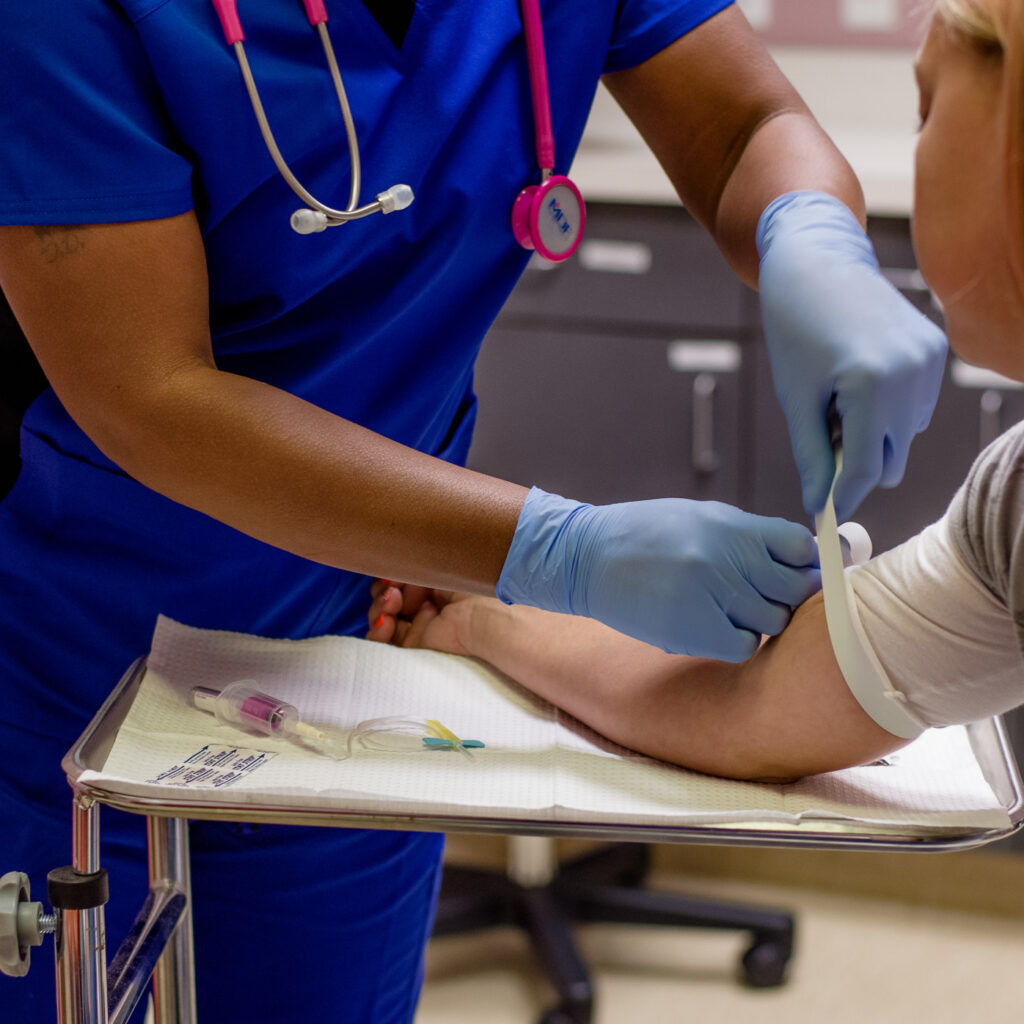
0 0 732 1020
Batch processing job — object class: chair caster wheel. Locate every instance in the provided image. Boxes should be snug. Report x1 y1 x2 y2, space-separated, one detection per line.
741 940 790 988
539 1008 585 1024
612 844 650 888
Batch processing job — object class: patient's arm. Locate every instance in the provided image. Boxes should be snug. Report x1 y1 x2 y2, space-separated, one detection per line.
367 585 909 782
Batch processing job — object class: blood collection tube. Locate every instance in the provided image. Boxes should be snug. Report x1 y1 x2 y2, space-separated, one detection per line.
191 680 327 744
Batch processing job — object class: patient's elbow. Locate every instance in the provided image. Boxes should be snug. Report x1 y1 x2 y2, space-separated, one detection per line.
741 770 803 784
708 756 804 785
706 742 908 785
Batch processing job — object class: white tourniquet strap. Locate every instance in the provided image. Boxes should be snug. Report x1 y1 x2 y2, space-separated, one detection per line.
814 447 927 740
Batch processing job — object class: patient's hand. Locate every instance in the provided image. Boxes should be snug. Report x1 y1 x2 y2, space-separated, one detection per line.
366 579 478 655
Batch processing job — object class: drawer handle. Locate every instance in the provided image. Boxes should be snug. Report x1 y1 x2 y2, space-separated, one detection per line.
693 373 720 474
667 340 741 374
577 239 652 275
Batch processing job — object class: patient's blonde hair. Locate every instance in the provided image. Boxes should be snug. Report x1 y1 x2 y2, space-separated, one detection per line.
935 0 1003 46
934 0 1024 291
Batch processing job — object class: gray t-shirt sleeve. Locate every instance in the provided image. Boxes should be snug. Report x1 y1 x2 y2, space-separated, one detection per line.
845 422 1024 728
948 420 1024 653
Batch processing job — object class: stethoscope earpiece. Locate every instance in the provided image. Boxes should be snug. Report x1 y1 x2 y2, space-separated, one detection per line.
290 208 329 234
290 184 415 234
377 183 415 214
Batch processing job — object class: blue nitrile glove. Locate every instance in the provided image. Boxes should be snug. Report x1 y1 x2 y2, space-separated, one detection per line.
757 191 948 521
496 487 821 661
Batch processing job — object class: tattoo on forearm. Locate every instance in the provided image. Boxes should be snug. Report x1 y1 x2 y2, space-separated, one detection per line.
33 226 86 264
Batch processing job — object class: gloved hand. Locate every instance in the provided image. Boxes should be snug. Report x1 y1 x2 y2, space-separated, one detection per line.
757 190 948 521
496 487 821 661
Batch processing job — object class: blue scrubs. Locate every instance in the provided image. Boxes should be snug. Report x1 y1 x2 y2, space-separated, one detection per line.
0 0 731 1019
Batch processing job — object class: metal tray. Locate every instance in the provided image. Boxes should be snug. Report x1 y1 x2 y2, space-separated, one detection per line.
63 658 1024 854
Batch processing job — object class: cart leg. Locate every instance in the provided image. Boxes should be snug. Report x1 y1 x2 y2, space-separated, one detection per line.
146 818 196 1024
54 793 109 1024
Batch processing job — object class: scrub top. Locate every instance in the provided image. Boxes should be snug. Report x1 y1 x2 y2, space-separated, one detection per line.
0 1 731 1020
0 0 733 688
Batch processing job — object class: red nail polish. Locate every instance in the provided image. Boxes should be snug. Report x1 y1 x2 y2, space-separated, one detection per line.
374 614 385 629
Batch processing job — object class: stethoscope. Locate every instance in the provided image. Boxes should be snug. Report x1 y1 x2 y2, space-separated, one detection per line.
210 0 586 261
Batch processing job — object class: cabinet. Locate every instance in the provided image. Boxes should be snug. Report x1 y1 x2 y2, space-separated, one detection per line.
469 327 744 506
468 204 758 508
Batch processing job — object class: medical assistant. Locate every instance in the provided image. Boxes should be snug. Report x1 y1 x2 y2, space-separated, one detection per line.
0 1 731 1020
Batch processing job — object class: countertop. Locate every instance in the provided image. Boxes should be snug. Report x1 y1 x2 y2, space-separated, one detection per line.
570 46 919 216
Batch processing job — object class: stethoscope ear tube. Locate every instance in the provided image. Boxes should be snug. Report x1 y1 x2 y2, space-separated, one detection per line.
222 11 413 233
290 209 329 234
213 0 580 248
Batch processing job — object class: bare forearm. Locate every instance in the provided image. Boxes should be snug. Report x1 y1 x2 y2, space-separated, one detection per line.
461 600 686 732
456 594 905 781
0 217 526 594
456 600 753 774
97 365 527 592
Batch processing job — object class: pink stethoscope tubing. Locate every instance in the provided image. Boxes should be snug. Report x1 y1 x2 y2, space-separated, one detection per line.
209 0 585 257
511 0 586 262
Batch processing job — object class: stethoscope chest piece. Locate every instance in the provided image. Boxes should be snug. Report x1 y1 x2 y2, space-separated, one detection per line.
512 175 585 263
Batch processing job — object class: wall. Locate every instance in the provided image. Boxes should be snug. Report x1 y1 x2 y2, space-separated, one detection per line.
738 0 929 47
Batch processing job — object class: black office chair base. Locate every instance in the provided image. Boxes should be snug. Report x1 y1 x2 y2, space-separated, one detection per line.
432 842 795 1024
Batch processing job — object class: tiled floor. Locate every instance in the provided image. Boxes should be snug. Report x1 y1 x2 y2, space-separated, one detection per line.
416 868 1024 1024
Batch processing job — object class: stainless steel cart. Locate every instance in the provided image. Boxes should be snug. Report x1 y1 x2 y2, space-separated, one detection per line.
5 654 1023 1024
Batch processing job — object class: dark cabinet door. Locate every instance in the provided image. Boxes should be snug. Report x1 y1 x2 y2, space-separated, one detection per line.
749 349 1024 554
467 328 744 506
503 203 748 334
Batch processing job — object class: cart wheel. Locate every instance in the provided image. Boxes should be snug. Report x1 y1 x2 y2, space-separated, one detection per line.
740 940 790 988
